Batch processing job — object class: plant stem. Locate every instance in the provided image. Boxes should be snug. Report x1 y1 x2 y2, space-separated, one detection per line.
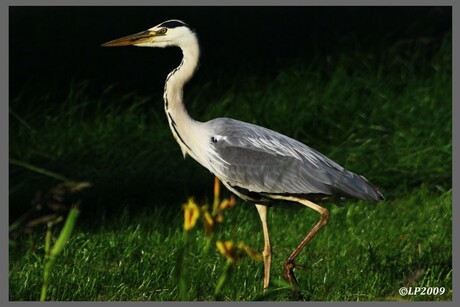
40 207 80 301
179 231 190 301
10 158 69 182
214 261 233 300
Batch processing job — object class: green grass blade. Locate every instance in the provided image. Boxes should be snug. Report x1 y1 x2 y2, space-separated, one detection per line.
40 206 80 301
9 159 69 182
50 207 80 256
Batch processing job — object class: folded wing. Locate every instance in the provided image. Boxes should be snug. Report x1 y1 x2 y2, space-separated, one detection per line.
205 118 383 202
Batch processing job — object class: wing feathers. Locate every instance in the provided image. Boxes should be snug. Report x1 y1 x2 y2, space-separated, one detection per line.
205 118 382 201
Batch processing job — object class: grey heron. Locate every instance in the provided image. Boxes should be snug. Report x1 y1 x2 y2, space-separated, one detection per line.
102 19 384 290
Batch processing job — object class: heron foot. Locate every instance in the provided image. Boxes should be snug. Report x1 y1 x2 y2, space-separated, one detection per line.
283 260 309 288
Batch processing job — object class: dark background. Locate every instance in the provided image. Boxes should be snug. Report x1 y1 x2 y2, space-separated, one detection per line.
9 6 452 217
10 6 451 100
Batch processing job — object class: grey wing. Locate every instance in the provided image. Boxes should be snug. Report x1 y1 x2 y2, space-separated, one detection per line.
205 118 383 202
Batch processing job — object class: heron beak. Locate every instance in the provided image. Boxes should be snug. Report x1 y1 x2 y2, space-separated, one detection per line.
101 30 157 47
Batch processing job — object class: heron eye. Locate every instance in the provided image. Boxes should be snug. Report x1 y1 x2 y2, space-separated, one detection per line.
159 28 168 34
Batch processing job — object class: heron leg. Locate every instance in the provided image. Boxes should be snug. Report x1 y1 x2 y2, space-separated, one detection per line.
255 204 272 291
268 195 329 287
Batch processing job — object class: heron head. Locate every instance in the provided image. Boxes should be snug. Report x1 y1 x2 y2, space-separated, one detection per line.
101 19 196 48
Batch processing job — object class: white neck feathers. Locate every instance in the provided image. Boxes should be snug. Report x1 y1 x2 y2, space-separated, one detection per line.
163 33 202 157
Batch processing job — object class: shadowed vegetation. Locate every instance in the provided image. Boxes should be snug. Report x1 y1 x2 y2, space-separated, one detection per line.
9 29 451 301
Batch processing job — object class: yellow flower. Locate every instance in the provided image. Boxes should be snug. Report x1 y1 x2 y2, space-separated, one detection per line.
210 177 236 222
214 212 224 224
202 210 214 235
212 177 221 212
216 240 262 263
219 195 236 210
216 240 239 263
238 242 263 262
182 198 200 231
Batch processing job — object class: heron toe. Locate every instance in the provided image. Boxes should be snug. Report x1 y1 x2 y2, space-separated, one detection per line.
283 260 298 287
283 259 310 287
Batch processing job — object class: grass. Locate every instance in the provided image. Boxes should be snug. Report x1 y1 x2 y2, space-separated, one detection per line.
9 33 452 301
9 186 452 301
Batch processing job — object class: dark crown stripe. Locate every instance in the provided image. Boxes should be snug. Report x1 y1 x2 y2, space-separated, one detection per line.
158 20 187 29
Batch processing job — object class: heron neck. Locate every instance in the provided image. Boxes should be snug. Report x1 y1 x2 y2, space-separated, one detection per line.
163 39 201 156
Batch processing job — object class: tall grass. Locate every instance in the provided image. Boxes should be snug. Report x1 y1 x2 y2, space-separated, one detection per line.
9 33 451 301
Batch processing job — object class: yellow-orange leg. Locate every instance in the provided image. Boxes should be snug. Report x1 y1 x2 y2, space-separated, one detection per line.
268 195 330 287
255 204 272 291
